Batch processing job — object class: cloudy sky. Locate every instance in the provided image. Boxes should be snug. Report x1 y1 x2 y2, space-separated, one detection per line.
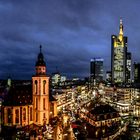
0 0 140 79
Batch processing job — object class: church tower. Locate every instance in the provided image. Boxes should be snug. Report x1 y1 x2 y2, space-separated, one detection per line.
32 45 50 125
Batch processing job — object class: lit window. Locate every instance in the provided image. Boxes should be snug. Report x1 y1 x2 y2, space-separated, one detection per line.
36 113 38 122
23 108 26 121
15 109 19 123
43 98 45 110
7 108 12 123
30 107 32 121
35 80 38 94
43 113 45 118
43 80 46 94
36 98 38 110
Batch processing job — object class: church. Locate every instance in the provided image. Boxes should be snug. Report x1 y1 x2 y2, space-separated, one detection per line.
1 46 57 127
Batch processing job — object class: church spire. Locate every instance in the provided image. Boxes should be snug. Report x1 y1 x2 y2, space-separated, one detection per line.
36 45 46 67
40 45 42 53
35 45 46 75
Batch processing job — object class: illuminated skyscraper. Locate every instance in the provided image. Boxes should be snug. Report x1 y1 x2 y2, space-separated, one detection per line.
134 62 140 83
126 52 132 83
111 19 127 84
106 71 111 83
90 58 104 84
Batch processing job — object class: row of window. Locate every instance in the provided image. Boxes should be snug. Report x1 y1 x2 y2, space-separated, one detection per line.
7 107 47 124
7 107 33 124
34 80 47 94
35 98 46 110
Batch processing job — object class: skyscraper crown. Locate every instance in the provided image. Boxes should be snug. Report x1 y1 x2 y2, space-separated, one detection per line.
118 18 123 41
119 18 123 35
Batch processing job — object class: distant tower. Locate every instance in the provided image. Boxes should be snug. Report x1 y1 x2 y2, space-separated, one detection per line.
90 58 104 84
7 76 12 87
134 62 140 83
32 45 50 125
126 52 132 83
106 71 111 83
111 18 127 84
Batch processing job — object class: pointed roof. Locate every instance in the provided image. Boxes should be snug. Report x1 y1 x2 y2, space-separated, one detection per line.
3 85 32 106
35 45 46 66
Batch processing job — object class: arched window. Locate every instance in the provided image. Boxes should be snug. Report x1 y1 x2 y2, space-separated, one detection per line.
36 98 38 110
43 80 46 94
23 108 26 121
35 80 38 94
30 107 32 121
36 112 38 122
7 108 12 123
43 113 46 118
43 98 45 110
15 109 19 123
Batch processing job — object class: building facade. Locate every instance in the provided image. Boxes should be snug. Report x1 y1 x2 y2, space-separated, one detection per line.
106 71 112 83
126 52 132 83
90 58 104 84
134 62 140 83
2 46 57 127
2 85 33 127
111 19 127 84
51 72 61 86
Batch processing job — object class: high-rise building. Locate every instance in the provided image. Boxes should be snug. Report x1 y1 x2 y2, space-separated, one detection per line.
126 52 132 83
51 72 61 86
134 62 140 83
90 58 104 84
111 19 127 84
60 76 67 82
106 71 111 83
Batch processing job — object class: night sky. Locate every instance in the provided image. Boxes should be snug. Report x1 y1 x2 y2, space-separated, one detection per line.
0 0 140 79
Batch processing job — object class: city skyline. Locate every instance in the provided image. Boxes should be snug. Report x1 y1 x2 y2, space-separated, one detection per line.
1 0 140 79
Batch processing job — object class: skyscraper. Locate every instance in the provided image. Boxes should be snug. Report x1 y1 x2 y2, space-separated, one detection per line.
111 19 127 84
126 52 132 83
106 71 112 83
134 62 140 83
90 58 104 84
